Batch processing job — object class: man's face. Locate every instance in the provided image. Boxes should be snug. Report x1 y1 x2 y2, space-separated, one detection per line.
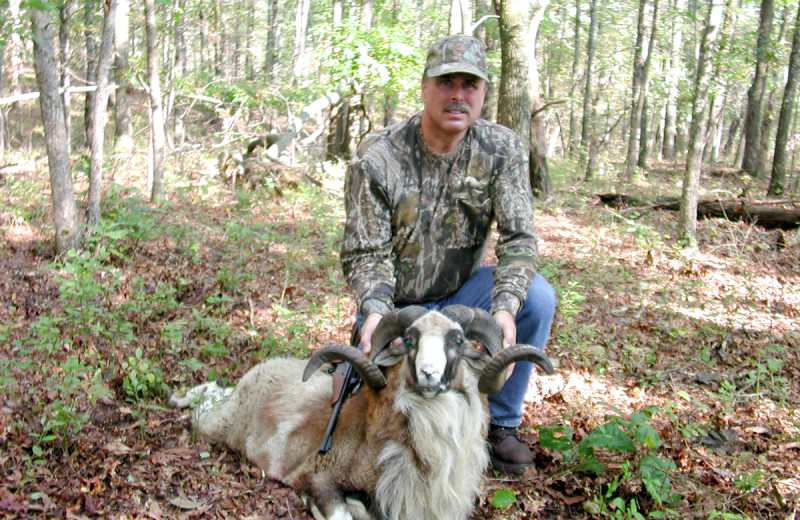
421 73 487 139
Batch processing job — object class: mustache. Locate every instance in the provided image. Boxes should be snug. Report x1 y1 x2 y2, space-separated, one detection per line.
443 102 471 113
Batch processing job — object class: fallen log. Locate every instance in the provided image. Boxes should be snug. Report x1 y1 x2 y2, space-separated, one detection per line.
597 193 800 230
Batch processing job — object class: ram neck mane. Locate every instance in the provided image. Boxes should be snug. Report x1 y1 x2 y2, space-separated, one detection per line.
373 371 489 520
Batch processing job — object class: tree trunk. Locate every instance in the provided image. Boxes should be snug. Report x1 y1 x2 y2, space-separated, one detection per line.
114 0 132 152
768 3 800 196
580 0 599 163
293 0 311 82
8 0 24 135
624 0 647 180
84 0 98 147
87 0 117 228
662 0 685 162
741 0 774 177
636 0 659 171
757 89 776 175
360 0 373 30
678 0 724 247
495 0 531 158
449 0 472 34
31 6 85 253
144 0 166 201
567 0 582 159
265 0 279 81
59 1 74 157
528 0 551 198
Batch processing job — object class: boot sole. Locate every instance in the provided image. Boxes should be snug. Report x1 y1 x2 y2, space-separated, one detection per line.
489 454 532 475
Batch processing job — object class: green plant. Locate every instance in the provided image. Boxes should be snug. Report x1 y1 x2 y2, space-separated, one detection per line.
33 356 110 457
121 347 165 402
539 405 679 514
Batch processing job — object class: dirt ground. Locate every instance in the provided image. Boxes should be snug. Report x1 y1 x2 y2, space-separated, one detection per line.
1 157 799 519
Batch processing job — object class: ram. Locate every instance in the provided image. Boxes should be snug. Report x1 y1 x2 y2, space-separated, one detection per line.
171 305 554 520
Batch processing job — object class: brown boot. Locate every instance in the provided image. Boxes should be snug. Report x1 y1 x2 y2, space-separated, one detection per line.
488 425 534 475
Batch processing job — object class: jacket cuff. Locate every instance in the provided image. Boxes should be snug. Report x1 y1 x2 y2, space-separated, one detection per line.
490 291 522 317
360 298 393 317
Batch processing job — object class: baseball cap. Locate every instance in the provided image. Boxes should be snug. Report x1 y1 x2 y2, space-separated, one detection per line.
423 34 490 82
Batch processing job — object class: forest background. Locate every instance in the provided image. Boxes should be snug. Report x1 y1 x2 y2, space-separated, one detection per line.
1 0 799 518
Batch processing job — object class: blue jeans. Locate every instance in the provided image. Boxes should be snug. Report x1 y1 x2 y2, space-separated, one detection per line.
357 266 555 428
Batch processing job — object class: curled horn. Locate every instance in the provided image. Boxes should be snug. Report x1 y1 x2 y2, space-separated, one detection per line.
440 305 504 355
369 306 429 361
477 344 555 394
303 344 387 390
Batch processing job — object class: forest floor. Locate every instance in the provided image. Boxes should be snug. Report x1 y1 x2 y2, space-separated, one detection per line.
1 151 799 520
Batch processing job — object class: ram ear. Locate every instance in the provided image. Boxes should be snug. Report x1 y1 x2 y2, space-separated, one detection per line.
372 342 409 367
461 346 490 372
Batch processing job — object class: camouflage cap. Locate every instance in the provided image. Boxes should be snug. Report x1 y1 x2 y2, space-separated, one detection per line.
423 34 489 83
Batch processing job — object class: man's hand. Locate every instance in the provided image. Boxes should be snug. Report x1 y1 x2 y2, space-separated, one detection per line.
493 309 517 347
493 309 517 379
359 313 384 355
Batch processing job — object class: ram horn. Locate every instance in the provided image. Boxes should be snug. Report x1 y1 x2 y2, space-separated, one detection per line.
303 344 387 390
369 306 429 361
477 344 554 395
440 305 504 356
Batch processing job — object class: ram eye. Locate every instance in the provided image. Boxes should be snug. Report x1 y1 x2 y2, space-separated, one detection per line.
404 338 412 346
455 339 463 346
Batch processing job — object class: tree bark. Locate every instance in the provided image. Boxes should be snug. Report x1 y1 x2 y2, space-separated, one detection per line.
31 6 85 253
528 0 551 198
678 0 725 247
580 0 599 162
495 0 531 158
293 0 311 82
59 0 75 157
768 3 800 196
87 0 117 228
636 0 659 170
741 0 774 177
265 0 279 81
662 0 685 162
84 0 98 147
114 0 132 152
567 0 582 159
144 0 166 201
624 0 647 180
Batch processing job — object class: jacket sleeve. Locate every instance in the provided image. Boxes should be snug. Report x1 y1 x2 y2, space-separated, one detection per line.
340 156 396 317
490 136 538 317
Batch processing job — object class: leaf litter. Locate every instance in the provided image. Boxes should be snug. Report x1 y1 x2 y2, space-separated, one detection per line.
0 157 798 519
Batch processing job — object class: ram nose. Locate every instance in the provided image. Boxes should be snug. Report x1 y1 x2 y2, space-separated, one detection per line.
417 362 446 397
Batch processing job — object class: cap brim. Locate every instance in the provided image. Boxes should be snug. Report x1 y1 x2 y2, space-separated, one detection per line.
426 63 489 82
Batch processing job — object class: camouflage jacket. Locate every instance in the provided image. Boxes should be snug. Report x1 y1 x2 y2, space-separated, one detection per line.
341 113 538 318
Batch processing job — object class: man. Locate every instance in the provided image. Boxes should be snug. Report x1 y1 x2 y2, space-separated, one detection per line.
340 34 555 475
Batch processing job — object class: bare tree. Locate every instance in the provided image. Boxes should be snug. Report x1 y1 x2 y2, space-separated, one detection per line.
741 0 774 177
768 3 800 196
678 0 725 247
495 0 531 158
528 0 551 198
84 0 98 146
293 0 311 82
31 6 84 253
114 0 133 152
59 0 75 156
662 0 686 162
581 0 599 175
567 0 582 158
636 0 659 170
144 0 166 201
449 0 473 35
624 0 647 180
87 0 117 227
